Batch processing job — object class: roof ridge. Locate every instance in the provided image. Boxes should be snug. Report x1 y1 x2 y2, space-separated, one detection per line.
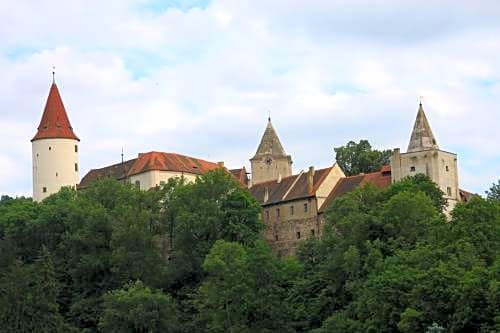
311 166 333 194
282 170 305 201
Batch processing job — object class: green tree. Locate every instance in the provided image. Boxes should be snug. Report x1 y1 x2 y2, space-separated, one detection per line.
0 247 65 333
334 140 392 176
99 280 180 333
196 240 293 333
165 169 262 287
486 180 500 201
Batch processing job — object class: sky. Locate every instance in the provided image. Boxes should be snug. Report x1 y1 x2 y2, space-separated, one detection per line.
1 0 499 197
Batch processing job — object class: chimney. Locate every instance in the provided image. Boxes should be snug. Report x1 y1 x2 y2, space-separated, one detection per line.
217 161 225 168
264 187 269 203
307 166 315 193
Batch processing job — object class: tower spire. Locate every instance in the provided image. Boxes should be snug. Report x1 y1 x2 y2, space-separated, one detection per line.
32 81 79 142
407 100 438 152
253 117 287 158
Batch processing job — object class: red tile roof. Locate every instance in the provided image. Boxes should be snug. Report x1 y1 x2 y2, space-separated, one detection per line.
79 152 225 188
32 83 79 142
229 167 249 187
318 167 392 213
127 152 220 177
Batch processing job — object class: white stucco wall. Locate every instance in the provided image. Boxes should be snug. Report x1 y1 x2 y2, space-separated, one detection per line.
128 170 198 190
32 138 79 201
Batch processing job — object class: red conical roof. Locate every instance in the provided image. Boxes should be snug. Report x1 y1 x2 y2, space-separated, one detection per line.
31 83 79 142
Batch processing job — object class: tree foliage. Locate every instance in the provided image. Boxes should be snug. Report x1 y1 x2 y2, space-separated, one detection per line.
99 280 180 333
1 167 499 333
334 139 392 176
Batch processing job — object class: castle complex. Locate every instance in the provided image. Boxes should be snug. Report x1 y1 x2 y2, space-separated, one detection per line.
31 81 472 255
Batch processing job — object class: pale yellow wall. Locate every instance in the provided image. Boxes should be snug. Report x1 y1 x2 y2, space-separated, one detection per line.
129 170 198 190
390 148 460 212
32 138 79 202
315 164 345 208
251 156 292 185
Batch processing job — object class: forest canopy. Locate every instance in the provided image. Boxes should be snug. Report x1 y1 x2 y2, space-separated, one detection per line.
0 169 499 332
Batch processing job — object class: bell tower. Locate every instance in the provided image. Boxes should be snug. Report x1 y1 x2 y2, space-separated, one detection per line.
32 77 80 201
250 118 292 185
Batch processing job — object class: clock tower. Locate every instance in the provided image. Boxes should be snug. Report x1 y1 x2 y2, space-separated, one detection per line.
250 118 292 185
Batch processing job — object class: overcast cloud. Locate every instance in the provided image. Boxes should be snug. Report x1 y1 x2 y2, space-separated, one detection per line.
1 0 499 196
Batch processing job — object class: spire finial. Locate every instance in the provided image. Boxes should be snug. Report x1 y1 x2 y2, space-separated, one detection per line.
52 66 56 84
121 147 124 164
419 95 424 106
268 110 271 122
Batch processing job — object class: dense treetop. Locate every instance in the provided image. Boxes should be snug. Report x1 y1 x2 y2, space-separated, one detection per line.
0 168 499 332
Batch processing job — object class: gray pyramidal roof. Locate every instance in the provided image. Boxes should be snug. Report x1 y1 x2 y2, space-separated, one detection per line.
252 118 289 158
407 103 439 152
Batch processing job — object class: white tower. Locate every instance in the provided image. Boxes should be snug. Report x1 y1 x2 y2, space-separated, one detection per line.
32 78 80 202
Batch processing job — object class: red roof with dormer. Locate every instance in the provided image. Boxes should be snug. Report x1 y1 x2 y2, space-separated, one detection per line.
32 83 79 142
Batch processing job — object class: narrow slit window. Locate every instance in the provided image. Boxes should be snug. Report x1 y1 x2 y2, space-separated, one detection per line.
74 163 78 172
296 231 301 239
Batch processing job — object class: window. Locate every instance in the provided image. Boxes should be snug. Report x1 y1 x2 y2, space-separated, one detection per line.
410 166 416 172
445 165 449 172
296 231 301 239
55 172 58 177
311 229 315 237
48 146 51 151
74 163 78 172
265 210 270 220
275 234 279 241
276 208 280 217
447 187 452 196
135 180 141 189
74 145 78 153
42 187 47 193
290 205 294 215
303 203 308 212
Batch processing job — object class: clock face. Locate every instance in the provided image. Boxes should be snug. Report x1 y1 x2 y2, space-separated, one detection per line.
265 157 273 165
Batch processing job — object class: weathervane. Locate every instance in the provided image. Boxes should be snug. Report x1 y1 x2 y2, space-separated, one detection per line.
52 66 56 84
419 95 424 105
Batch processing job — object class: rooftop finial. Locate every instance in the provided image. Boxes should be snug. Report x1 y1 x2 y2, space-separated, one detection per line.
121 147 124 164
268 110 271 122
419 95 424 106
52 66 56 84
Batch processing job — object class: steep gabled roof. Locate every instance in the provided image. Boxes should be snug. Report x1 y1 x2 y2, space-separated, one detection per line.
249 167 333 205
318 166 392 213
252 118 289 159
32 83 79 142
407 103 438 152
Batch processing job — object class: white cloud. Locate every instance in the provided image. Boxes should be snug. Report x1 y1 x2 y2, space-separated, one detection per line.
1 0 500 197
